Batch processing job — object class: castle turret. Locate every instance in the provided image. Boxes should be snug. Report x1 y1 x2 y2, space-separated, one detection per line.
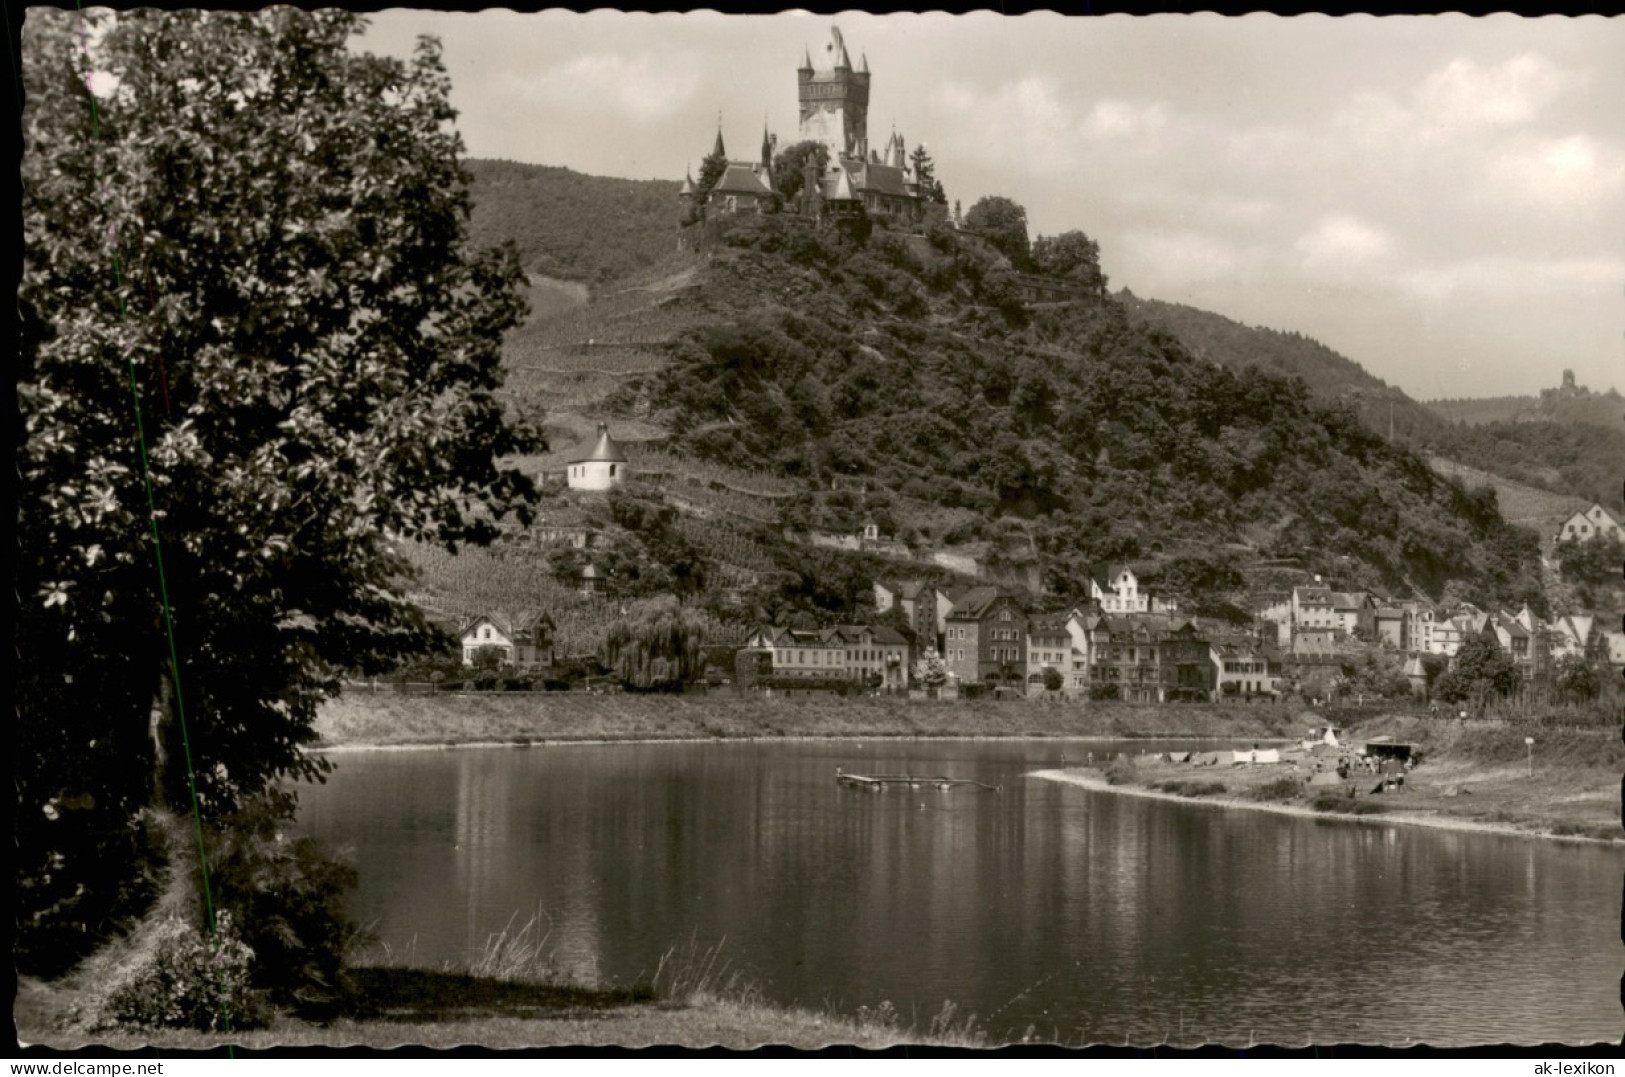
798 25 870 162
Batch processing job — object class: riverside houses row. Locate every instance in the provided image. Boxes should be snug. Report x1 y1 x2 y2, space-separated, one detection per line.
876 571 1625 701
738 624 912 691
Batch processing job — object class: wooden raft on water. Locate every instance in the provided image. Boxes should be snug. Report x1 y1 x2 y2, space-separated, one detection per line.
835 767 1000 792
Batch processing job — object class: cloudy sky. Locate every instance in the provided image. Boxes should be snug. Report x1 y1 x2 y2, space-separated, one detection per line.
359 11 1622 401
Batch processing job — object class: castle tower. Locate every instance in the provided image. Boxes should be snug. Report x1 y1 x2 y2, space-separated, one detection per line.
798 26 870 163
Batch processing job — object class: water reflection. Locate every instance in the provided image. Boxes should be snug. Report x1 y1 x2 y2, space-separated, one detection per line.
298 740 1624 1046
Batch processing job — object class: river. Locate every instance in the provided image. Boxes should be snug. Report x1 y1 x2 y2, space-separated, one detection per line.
297 739 1623 1046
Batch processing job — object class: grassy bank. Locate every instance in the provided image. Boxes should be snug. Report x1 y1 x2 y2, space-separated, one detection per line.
1036 715 1623 843
315 690 1308 748
18 908 984 1051
16 972 980 1050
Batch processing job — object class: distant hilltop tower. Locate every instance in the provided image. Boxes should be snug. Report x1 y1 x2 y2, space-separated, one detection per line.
798 26 870 162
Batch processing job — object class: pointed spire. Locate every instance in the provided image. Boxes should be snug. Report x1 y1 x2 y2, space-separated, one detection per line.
859 51 869 74
800 46 814 72
679 165 695 197
712 120 726 160
831 26 851 69
761 117 773 167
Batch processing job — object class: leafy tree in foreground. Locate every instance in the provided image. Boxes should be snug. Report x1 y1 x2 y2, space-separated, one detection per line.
19 9 535 966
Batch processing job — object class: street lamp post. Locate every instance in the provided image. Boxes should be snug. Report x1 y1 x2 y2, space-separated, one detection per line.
1525 736 1534 779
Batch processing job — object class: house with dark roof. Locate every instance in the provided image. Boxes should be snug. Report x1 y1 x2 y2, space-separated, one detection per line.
1160 619 1215 701
942 587 1026 686
567 423 629 492
1024 615 1073 696
873 578 939 655
459 612 554 667
831 623 912 691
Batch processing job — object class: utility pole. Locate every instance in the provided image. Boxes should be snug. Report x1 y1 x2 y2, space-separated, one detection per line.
1525 735 1534 778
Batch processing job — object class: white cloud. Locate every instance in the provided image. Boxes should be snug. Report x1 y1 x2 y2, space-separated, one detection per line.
507 51 702 122
1415 53 1571 131
1120 230 1257 286
1082 99 1170 140
1486 134 1625 209
1400 254 1625 303
1295 215 1396 275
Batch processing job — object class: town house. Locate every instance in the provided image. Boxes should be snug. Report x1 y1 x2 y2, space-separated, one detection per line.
740 626 846 680
1024 616 1072 695
831 623 911 692
942 587 1026 686
1063 608 1109 697
1159 619 1214 701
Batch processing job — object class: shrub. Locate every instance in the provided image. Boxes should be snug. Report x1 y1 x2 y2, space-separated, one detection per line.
102 911 265 1031
208 794 360 1014
1156 780 1227 797
1103 757 1138 786
1251 776 1302 802
1309 793 1386 815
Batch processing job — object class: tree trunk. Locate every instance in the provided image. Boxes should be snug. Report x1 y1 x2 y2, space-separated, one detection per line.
149 669 174 810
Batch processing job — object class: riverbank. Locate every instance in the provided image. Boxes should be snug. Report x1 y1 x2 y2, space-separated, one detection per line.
314 691 1310 748
14 972 979 1051
1030 716 1622 844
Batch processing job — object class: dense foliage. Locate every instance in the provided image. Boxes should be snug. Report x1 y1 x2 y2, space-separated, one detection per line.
1433 632 1522 705
772 139 829 204
20 9 533 969
963 195 1030 266
645 214 1545 612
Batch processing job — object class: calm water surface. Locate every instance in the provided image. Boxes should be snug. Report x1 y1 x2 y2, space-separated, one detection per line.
297 739 1623 1046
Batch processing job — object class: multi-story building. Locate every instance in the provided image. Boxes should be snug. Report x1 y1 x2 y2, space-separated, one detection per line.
1160 619 1215 701
1329 591 1376 638
1291 586 1338 634
1024 616 1073 695
942 588 1026 686
872 579 939 655
830 624 912 692
1063 608 1110 696
739 626 846 680
1094 614 1170 703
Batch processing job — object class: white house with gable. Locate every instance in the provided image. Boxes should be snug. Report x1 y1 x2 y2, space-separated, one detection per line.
1555 503 1623 544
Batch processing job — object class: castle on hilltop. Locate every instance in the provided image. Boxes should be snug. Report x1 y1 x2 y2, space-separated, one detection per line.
679 26 946 238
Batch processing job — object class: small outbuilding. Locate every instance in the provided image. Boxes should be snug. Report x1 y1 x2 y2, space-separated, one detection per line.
567 423 629 492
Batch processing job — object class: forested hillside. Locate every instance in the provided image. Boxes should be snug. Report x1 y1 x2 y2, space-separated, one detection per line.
1119 293 1453 446
632 216 1547 613
1122 293 1623 516
465 159 678 285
